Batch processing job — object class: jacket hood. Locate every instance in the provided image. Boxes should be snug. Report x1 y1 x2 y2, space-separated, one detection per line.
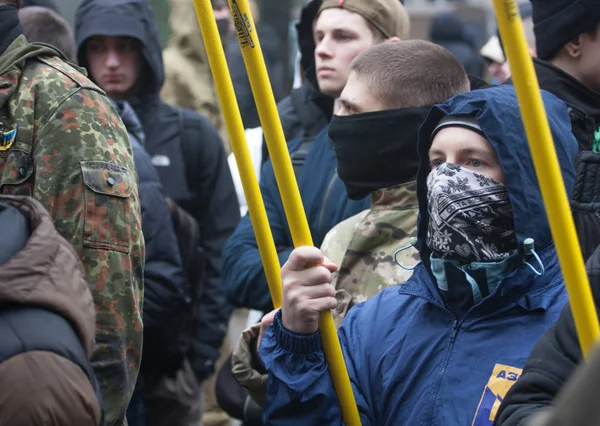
295 0 322 88
416 85 578 267
0 196 96 357
75 0 164 96
0 35 63 75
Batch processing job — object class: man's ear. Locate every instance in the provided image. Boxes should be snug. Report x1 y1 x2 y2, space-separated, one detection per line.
385 36 402 44
563 35 583 59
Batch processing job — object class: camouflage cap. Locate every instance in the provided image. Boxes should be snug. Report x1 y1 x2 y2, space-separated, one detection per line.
318 0 411 40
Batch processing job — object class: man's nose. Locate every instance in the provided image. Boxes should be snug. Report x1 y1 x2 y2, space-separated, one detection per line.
106 50 120 68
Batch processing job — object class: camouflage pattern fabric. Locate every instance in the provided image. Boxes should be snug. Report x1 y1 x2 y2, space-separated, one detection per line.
161 0 230 154
321 182 420 327
0 36 144 426
231 181 421 401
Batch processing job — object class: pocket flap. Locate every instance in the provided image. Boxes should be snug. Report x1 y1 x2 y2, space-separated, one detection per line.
81 161 133 198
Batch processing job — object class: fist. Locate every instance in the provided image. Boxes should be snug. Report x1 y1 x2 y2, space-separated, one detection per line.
281 246 338 334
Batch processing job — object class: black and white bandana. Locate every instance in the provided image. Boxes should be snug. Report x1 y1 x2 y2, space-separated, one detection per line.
426 163 518 263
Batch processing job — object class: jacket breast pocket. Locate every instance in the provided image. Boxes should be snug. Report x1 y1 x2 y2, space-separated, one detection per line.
81 161 134 253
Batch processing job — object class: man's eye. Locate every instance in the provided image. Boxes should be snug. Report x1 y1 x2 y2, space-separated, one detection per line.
430 159 443 168
469 159 483 167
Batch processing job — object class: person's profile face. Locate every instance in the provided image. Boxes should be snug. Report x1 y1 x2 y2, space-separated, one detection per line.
575 25 600 93
85 35 143 100
313 8 379 99
428 126 505 183
337 71 387 116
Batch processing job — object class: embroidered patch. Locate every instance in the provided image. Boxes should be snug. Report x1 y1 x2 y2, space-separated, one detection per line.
471 364 522 426
0 124 17 151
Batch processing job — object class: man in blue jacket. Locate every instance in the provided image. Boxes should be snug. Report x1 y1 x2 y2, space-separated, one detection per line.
222 0 410 312
258 85 578 425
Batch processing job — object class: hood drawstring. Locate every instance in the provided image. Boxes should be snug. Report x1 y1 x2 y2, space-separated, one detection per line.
395 237 546 276
394 237 420 271
524 238 545 276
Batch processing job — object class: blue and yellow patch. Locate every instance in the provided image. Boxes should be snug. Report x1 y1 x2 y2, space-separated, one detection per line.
0 125 17 151
472 364 522 426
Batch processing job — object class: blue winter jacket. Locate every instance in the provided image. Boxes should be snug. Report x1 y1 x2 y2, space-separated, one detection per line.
259 85 578 426
222 127 370 312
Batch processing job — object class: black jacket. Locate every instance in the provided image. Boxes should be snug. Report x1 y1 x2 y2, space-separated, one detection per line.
113 100 187 374
495 245 600 426
509 59 600 261
75 0 240 380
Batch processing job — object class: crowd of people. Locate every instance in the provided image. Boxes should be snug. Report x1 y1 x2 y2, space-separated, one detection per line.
0 0 600 425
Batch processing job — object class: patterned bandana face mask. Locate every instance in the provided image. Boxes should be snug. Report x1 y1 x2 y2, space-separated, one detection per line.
426 163 518 263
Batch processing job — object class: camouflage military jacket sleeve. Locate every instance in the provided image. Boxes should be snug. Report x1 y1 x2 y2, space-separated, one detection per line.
5 55 144 425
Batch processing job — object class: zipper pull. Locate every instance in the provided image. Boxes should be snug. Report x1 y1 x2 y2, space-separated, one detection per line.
450 320 459 342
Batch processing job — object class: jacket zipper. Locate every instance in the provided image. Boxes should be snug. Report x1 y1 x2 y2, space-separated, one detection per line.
398 290 460 425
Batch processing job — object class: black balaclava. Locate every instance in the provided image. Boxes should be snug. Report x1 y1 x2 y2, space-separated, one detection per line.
328 106 430 200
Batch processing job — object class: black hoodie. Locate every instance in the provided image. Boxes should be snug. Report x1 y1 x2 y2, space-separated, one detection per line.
75 0 240 380
521 59 600 261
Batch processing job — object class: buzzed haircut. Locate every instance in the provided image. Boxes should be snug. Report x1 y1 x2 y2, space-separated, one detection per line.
350 40 470 109
19 6 76 63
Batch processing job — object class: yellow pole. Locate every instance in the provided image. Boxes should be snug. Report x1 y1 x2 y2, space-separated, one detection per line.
492 0 600 355
192 0 282 308
224 0 361 424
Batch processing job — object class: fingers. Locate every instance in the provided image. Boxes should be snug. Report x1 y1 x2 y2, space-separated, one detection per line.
257 309 279 352
284 246 327 271
261 309 278 329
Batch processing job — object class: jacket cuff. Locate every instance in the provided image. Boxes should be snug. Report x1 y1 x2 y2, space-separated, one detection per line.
273 310 322 355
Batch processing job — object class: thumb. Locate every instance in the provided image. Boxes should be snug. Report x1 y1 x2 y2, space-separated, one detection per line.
321 256 339 273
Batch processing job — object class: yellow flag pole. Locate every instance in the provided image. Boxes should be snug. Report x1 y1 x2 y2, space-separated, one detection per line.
223 0 361 424
492 0 600 355
191 0 282 308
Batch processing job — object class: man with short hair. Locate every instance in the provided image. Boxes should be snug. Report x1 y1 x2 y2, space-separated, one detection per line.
222 0 409 313
0 0 144 424
18 6 77 62
226 40 472 424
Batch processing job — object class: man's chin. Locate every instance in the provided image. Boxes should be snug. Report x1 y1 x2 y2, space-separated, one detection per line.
317 82 343 99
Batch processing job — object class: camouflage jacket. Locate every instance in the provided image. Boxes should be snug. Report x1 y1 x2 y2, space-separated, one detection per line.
161 0 230 153
0 36 144 426
321 181 420 326
231 181 420 401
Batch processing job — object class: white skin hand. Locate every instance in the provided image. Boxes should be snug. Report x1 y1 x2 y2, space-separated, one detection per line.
281 246 338 335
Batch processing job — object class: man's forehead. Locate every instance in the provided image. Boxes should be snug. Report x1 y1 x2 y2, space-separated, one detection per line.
88 35 140 44
314 8 368 32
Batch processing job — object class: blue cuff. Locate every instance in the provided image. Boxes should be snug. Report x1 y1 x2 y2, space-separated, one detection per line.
273 310 323 355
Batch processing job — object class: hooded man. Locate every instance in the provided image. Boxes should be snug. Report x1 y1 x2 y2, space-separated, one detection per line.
75 1 240 424
258 85 577 425
0 1 144 424
222 0 410 313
